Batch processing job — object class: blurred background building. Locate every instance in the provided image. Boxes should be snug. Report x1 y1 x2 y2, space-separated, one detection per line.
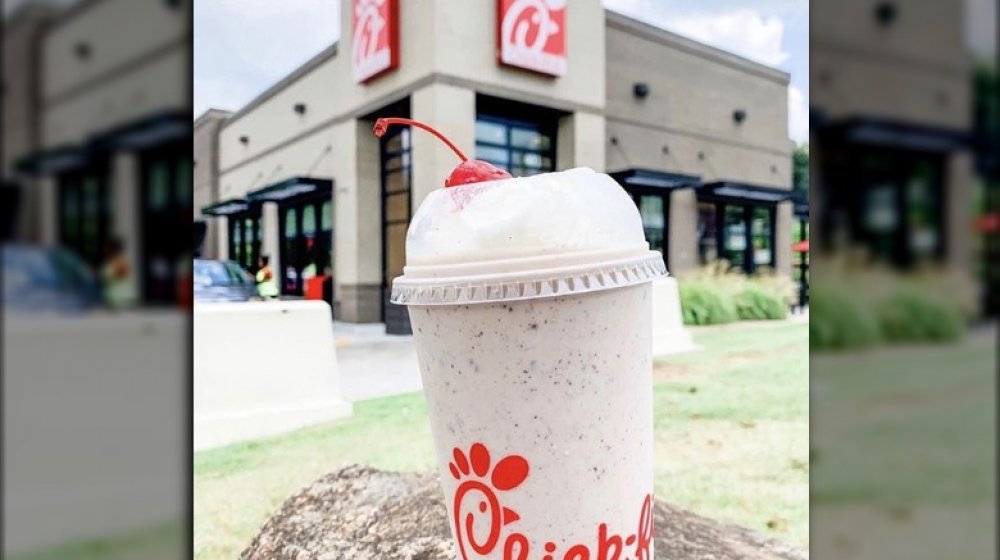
811 0 997 315
2 0 191 306
195 0 800 334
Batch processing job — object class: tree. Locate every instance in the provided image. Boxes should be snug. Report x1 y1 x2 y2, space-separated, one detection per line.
792 142 809 199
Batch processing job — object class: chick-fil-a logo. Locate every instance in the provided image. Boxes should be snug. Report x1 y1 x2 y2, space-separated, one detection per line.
497 0 567 76
449 443 653 560
352 0 399 84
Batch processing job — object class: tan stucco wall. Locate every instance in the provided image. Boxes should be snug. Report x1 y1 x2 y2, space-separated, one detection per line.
40 0 189 148
606 119 792 187
811 0 970 128
605 13 792 188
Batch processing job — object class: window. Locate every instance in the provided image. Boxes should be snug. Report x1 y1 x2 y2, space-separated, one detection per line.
751 207 774 267
635 194 667 264
475 115 555 177
381 125 412 327
697 203 718 264
228 210 261 273
698 202 775 274
723 206 747 270
58 165 110 269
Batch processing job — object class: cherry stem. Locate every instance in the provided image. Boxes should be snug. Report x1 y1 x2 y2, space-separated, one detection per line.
373 117 469 162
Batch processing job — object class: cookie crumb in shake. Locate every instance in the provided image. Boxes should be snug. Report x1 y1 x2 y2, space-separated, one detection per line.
379 118 664 560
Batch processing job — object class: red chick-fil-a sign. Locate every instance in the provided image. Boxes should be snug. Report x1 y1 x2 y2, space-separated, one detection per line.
497 0 567 77
352 0 399 84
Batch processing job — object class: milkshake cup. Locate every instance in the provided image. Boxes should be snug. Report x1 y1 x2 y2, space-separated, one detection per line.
378 120 665 560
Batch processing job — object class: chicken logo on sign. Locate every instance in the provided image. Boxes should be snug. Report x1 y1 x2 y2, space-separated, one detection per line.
497 0 567 76
352 0 399 84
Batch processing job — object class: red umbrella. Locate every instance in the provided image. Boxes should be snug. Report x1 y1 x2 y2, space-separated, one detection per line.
792 239 809 252
974 212 999 234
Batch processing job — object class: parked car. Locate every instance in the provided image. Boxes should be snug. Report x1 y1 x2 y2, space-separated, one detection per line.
2 244 103 314
193 259 258 302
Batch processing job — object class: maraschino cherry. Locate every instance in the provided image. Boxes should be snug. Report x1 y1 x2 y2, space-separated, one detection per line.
373 118 512 187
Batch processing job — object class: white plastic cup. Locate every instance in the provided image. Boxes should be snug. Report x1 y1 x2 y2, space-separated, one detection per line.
393 168 665 559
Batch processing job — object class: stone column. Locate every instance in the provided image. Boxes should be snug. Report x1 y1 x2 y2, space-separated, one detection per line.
112 151 142 299
411 82 475 207
216 216 229 260
946 150 973 274
556 111 606 171
774 200 793 278
38 175 59 247
668 189 699 275
331 118 382 323
261 201 281 285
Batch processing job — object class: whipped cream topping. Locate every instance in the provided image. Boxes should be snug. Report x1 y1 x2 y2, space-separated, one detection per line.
405 168 648 266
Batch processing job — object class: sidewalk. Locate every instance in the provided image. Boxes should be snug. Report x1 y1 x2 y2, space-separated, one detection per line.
333 322 422 402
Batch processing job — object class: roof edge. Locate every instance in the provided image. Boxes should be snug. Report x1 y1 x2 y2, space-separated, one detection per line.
194 108 234 129
221 42 339 131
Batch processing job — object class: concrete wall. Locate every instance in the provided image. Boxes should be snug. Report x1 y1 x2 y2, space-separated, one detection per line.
193 301 352 451
41 0 189 148
3 311 186 554
605 12 792 188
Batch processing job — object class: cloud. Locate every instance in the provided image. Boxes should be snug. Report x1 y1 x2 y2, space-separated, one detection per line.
787 84 808 143
604 1 790 67
664 9 789 67
193 0 340 117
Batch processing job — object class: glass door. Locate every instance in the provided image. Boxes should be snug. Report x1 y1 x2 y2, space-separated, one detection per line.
227 210 261 273
278 196 332 296
381 125 412 333
140 140 191 304
632 193 668 268
58 165 111 269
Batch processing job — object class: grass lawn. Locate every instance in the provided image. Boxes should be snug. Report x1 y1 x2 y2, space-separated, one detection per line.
810 328 996 558
7 521 185 560
194 320 810 560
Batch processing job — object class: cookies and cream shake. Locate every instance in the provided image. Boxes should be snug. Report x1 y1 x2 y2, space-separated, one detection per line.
378 119 664 560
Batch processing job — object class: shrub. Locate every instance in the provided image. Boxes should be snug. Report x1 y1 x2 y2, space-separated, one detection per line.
679 281 738 325
735 284 788 321
809 286 882 350
876 287 965 342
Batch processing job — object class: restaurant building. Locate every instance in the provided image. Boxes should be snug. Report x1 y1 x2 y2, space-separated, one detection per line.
3 0 192 306
810 0 974 273
198 0 796 332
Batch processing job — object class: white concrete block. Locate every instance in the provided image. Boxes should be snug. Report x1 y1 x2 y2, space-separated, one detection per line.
193 300 352 451
651 276 698 357
3 311 186 554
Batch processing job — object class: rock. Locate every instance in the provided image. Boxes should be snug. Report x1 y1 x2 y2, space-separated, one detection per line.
241 465 806 560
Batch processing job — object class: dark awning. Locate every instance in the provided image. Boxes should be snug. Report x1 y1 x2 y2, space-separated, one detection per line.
91 110 190 151
246 176 333 203
816 116 970 153
697 181 793 204
15 144 93 175
201 198 252 216
610 169 700 190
